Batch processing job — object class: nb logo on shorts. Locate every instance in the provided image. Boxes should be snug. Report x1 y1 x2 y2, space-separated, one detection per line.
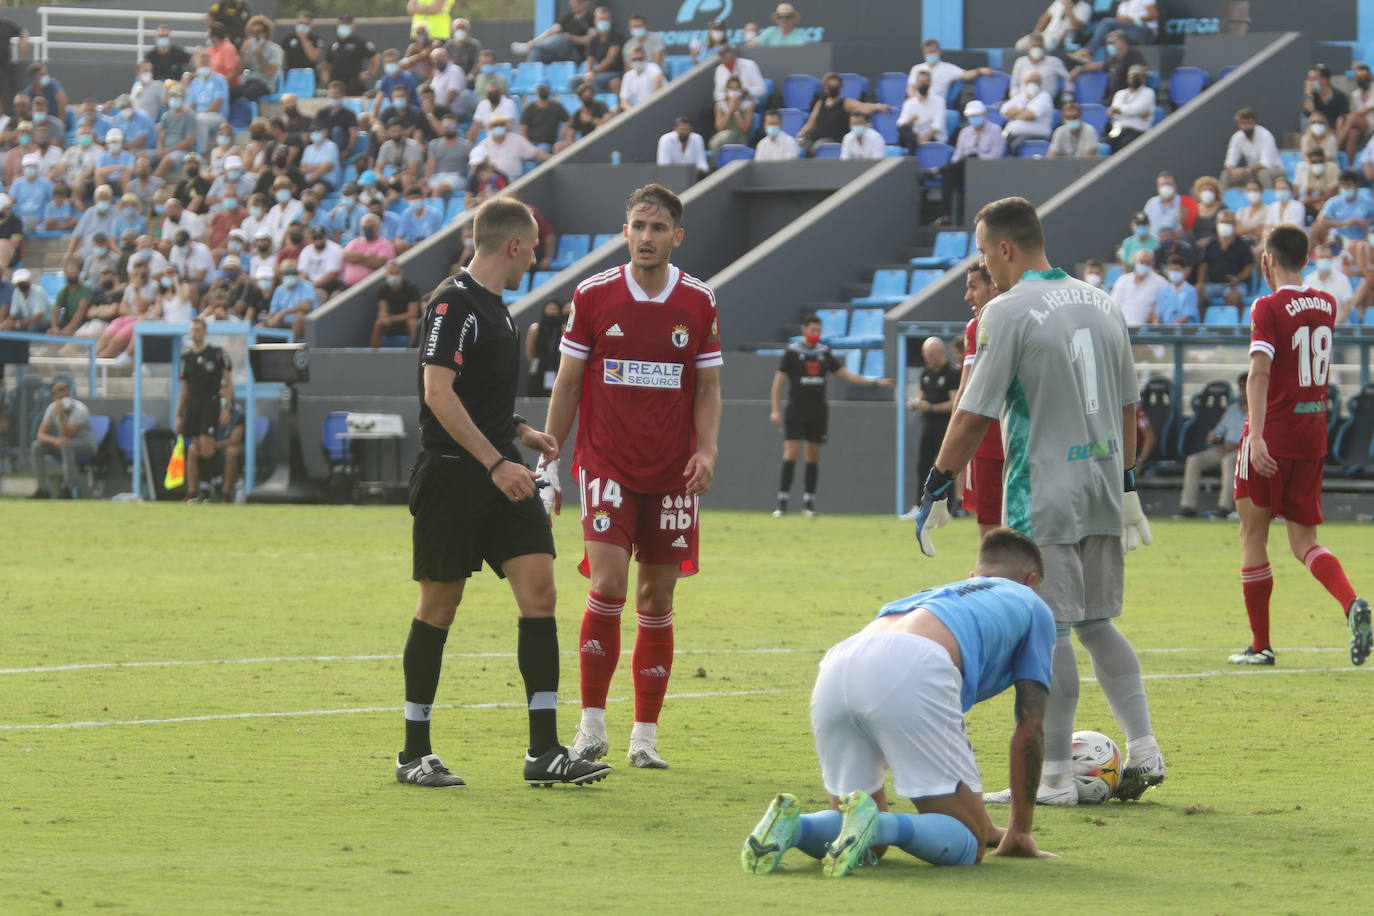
604 359 684 389
660 494 693 531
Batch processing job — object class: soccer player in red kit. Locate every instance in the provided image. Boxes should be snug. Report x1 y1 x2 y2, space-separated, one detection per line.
1231 224 1371 667
544 184 722 768
951 263 1003 539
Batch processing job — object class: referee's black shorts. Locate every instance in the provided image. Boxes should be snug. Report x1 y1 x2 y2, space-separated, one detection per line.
182 396 220 439
409 448 555 582
784 407 828 444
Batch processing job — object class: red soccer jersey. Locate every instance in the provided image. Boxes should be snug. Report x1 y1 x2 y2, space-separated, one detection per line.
965 316 1003 460
560 264 722 492
1245 285 1335 460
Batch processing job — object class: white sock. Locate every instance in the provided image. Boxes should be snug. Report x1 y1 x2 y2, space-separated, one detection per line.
580 707 606 733
1040 760 1073 790
630 721 657 743
1126 736 1160 761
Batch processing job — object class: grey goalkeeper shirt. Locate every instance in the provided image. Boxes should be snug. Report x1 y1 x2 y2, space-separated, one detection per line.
959 268 1137 545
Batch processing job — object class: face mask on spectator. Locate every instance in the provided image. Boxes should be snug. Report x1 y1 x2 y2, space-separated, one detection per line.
223 198 238 210
1216 222 1235 238
362 226 378 240
1133 224 1148 238
75 134 91 148
1084 272 1103 287
223 268 239 281
160 276 174 289
1241 126 1254 139
852 124 867 137
197 66 212 79
23 165 35 178
94 199 110 213
384 62 399 76
154 202 166 215
632 60 646 73
168 97 183 110
387 274 403 287
454 29 468 41
924 53 939 65
630 26 645 39
1133 261 1151 276
257 277 273 292
710 29 725 42
1157 183 1175 199
296 22 309 33
1311 122 1327 136
139 71 153 83
1164 269 1184 285
157 36 170 49
1341 186 1356 201
596 19 611 32
537 87 550 100
288 229 304 244
1311 162 1326 176
1106 43 1118 58
216 134 231 147
744 29 758 42
282 272 298 288
765 125 780 138
1029 46 1045 61
337 25 351 38
1246 189 1262 205
185 163 199 177
121 206 136 219
408 198 424 213
228 168 243 181
1199 189 1216 204
256 240 272 253
491 125 507 138
1275 187 1292 202
310 130 325 144
1025 80 1041 96
276 190 292 204
1064 118 1081 131
1316 257 1333 273
341 195 356 207
119 107 132 120
968 115 985 128
392 96 408 110
825 83 840 97
249 205 263 219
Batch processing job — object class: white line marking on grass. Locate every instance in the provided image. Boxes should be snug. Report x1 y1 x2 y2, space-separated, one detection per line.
1135 647 1344 654
0 689 783 731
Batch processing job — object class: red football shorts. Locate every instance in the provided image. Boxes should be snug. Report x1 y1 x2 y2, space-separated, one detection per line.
576 468 699 577
965 455 1004 526
1234 439 1325 526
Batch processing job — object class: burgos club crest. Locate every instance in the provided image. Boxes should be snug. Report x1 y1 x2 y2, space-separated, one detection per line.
592 510 612 533
670 325 690 348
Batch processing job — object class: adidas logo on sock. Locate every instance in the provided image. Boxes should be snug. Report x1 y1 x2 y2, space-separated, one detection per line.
605 323 625 337
671 535 688 548
581 639 605 656
638 665 669 678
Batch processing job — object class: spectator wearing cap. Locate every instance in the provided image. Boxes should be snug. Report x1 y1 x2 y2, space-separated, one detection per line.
755 109 801 161
754 3 808 46
249 227 276 275
207 187 246 252
376 118 427 199
622 14 663 68
282 11 323 75
931 100 1005 223
0 267 50 332
187 49 229 155
713 45 767 104
468 80 520 143
67 184 117 260
24 62 65 120
237 15 283 101
299 224 344 299
263 258 315 340
1000 71 1053 155
222 225 249 263
155 87 199 178
41 181 78 232
447 17 483 75
94 128 135 192
376 49 420 118
618 46 664 110
146 23 190 83
797 71 890 155
425 113 472 199
427 46 466 112
208 155 255 205
371 259 422 348
840 110 885 160
323 14 380 96
160 196 205 249
520 80 568 151
896 68 948 153
111 94 156 151
1221 106 1284 189
300 122 342 192
341 213 395 287
264 176 304 247
10 151 52 229
110 193 149 242
1105 63 1154 152
1068 30 1147 103
512 0 593 65
476 115 547 179
1117 210 1158 264
581 7 625 95
394 185 443 255
208 253 262 320
656 116 708 174
169 229 215 297
1048 101 1098 158
328 182 367 243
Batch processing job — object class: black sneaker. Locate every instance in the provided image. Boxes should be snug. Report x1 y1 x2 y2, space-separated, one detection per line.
523 745 612 787
1226 646 1275 666
1348 598 1372 666
395 751 467 787
802 499 817 518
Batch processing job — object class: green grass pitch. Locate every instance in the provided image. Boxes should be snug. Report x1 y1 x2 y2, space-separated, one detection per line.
1 504 1369 913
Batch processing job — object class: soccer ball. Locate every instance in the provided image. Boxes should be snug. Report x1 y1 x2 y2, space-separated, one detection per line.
1071 730 1122 804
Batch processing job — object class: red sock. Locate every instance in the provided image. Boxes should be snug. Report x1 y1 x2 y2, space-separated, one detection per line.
1303 546 1358 612
578 591 623 710
632 609 674 724
1241 565 1273 650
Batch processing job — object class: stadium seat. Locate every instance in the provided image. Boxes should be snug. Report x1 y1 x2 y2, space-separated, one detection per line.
38 270 63 300
1104 264 1124 288
1216 65 1238 83
1203 305 1242 325
664 55 695 81
861 349 884 378
1079 102 1108 135
1139 376 1180 466
228 97 256 129
761 78 775 104
1222 188 1249 212
530 270 558 289
871 110 898 145
502 273 531 304
1074 70 1108 104
853 269 910 306
876 72 907 108
1169 66 1210 107
815 308 849 340
1152 106 1165 126
839 72 868 100
75 414 111 495
811 142 843 159
945 109 960 140
593 233 620 249
545 61 577 88
116 413 156 465
1017 139 1050 158
1280 150 1303 180
911 231 969 268
444 196 465 221
321 411 353 490
1178 380 1234 456
831 309 884 347
1097 141 1113 157
1332 382 1374 475
510 62 546 94
283 68 316 99
842 348 862 374
782 74 822 110
915 142 954 171
983 108 1007 128
716 144 754 167
974 71 1010 105
549 234 591 270
908 269 944 295
557 92 581 114
885 145 907 157
779 107 806 137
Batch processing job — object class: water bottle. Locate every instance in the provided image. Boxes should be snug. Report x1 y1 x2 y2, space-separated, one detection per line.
610 150 621 165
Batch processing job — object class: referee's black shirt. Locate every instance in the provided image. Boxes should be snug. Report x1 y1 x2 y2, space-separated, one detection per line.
417 270 520 453
779 340 841 413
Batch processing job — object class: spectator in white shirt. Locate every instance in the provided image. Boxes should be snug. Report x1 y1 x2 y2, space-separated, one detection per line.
1266 176 1305 227
1106 64 1155 152
840 111 886 160
620 48 664 109
468 84 520 142
1341 62 1374 166
1000 72 1053 154
897 68 947 153
1016 0 1091 52
713 45 766 103
263 176 304 247
426 46 466 112
159 196 204 249
1010 34 1070 97
1297 148 1338 219
299 224 345 299
1048 100 1099 157
1221 106 1284 189
1072 0 1158 62
907 38 991 104
475 115 547 178
1307 243 1356 324
754 109 800 161
656 116 708 174
1110 248 1167 326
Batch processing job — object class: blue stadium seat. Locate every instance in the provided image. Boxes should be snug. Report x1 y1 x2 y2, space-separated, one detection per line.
944 109 960 140
38 270 64 300
493 61 515 82
1104 264 1124 288
876 71 907 108
915 142 953 171
871 110 898 145
885 145 907 157
815 308 849 340
545 61 577 88
1216 65 1238 83
1074 70 1108 104
908 269 944 295
1017 139 1050 158
761 78 775 103
861 349 884 378
283 68 316 99
444 196 465 221
1203 305 1242 325
842 349 862 374
1222 188 1249 212
1139 376 1179 466
974 71 1010 105
1280 150 1302 180
716 144 754 167
779 107 806 137
782 74 822 110
911 231 969 268
811 142 843 159
1331 383 1374 475
501 273 531 304
342 98 364 115
558 92 581 114
852 269 910 306
530 270 558 289
549 234 591 269
593 233 620 249
1169 66 1209 107
1177 380 1234 456
228 97 256 129
510 62 546 94
1152 105 1165 126
117 413 156 465
664 55 695 81
1079 102 1108 135
321 411 351 464
831 309 884 347
983 108 1007 127
839 72 869 100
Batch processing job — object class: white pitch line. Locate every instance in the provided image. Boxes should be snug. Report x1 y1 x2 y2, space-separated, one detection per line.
0 689 782 731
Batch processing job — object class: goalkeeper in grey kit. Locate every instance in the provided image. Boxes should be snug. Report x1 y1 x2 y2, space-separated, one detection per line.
913 196 1166 806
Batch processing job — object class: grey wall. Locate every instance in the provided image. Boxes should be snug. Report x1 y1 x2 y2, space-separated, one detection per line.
964 157 1099 225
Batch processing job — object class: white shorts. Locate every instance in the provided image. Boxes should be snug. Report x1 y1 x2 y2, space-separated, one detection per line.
1040 535 1124 623
809 630 981 800
429 171 464 190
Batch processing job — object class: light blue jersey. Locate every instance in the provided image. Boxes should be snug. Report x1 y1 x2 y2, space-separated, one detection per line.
876 577 1055 712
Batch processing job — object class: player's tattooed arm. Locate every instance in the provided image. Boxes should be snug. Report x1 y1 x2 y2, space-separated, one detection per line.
991 681 1058 859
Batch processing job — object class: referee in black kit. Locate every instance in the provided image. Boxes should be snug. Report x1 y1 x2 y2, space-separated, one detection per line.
397 197 611 789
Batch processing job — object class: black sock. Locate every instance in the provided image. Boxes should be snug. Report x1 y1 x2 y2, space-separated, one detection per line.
780 460 795 493
517 616 560 755
804 461 819 496
402 617 448 762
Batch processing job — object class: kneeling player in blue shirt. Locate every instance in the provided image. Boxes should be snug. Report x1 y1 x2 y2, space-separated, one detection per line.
742 528 1058 876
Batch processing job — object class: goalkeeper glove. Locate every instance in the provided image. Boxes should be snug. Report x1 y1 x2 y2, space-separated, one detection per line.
1122 465 1153 552
915 467 955 558
537 458 562 518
